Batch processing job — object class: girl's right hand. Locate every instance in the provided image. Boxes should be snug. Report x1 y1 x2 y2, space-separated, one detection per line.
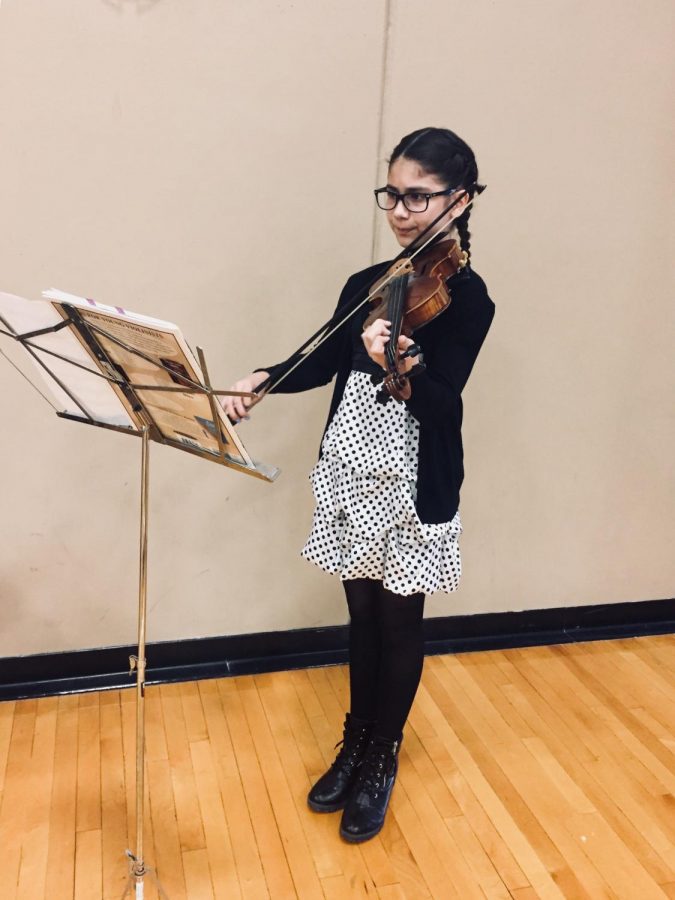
220 370 270 423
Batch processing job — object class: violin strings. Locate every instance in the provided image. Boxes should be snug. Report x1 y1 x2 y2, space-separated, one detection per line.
386 274 406 372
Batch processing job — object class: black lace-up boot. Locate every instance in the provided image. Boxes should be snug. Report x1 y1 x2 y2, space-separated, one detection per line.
339 734 401 842
307 714 373 813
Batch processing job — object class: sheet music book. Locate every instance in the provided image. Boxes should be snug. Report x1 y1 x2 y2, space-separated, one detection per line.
0 289 255 470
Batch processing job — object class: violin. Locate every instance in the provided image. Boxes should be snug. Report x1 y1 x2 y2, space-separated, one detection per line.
363 238 467 403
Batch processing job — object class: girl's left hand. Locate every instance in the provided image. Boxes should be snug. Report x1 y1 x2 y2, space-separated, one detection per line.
362 318 415 373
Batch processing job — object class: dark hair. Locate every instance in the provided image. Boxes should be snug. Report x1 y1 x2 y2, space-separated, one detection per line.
389 127 480 261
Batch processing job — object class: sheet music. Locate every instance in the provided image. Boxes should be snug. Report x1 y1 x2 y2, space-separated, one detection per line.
0 289 263 472
43 290 253 467
0 291 136 427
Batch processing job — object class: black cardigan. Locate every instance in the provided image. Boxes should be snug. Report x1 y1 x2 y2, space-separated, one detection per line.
260 261 495 524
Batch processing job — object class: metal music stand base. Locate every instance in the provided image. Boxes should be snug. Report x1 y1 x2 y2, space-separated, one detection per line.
120 427 169 900
121 851 169 900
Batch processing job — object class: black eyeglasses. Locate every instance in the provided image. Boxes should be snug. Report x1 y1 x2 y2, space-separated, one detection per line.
374 186 457 213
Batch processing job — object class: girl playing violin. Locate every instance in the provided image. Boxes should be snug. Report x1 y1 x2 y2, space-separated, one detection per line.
222 127 495 843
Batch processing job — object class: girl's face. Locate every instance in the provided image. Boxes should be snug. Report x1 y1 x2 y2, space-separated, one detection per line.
385 157 468 248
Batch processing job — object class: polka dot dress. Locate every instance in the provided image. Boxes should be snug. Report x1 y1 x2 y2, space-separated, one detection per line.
301 370 462 596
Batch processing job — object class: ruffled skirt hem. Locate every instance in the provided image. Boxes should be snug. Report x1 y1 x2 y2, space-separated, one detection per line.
301 455 462 596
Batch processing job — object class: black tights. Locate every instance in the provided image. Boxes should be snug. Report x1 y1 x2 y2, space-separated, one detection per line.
343 578 425 742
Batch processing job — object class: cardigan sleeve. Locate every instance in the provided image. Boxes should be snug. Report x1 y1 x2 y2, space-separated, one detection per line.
404 272 495 427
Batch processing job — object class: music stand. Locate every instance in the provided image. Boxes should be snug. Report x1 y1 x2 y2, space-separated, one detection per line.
0 288 279 899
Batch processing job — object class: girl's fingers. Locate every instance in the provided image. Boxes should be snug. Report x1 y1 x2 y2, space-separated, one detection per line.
220 375 262 423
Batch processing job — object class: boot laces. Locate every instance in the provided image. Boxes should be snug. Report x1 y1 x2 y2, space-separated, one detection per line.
331 725 369 771
357 741 398 798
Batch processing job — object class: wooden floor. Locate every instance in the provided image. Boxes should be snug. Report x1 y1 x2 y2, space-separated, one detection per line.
1 635 674 899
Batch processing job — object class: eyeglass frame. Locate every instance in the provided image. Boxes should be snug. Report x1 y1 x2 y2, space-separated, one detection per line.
373 185 458 213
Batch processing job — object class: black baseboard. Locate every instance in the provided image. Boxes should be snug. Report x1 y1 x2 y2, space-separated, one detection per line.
1 598 673 702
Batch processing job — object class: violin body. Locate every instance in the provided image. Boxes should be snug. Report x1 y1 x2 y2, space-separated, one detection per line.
364 239 467 402
364 239 466 333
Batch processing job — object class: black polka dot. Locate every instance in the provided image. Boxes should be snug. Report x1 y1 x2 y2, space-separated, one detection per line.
301 371 462 596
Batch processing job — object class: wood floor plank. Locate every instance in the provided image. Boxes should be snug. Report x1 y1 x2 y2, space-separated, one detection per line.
145 683 169 762
378 814 433 899
217 678 297 899
375 884 408 899
268 674 328 782
76 691 101 834
255 672 343 882
289 670 324 720
183 847 215 899
438 653 519 746
407 702 529 893
180 681 209 744
402 719 463 819
444 815 512 899
561 642 675 750
15 697 57 899
120 687 137 849
543 646 675 795
491 738 624 898
43 694 79 899
394 749 484 899
0 700 15 794
502 664 670 889
147 756 188 897
566 808 668 899
506 647 671 801
425 659 580 893
319 873 351 899
416 671 566 899
635 636 675 682
2 634 674 898
0 699 37 899
190 738 241 899
446 765 531 893
100 692 130 900
613 638 675 692
199 679 269 899
237 677 324 900
493 653 675 884
160 682 206 852
74 828 102 899
582 752 675 872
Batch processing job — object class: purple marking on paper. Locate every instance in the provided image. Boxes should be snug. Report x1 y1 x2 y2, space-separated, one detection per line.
87 298 96 306
116 307 125 315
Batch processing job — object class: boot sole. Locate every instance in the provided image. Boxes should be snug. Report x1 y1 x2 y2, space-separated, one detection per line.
307 797 347 813
339 822 383 843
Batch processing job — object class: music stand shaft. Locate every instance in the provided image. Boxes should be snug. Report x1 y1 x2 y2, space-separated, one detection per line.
132 424 150 896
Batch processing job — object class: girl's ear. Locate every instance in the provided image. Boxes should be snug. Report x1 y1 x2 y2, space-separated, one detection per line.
450 190 470 220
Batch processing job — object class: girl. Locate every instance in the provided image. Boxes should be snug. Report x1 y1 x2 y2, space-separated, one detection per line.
222 127 495 843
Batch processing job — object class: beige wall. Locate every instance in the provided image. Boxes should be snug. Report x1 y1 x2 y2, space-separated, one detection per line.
0 0 673 657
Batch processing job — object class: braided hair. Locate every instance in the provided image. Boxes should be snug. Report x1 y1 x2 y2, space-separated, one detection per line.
389 127 480 262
